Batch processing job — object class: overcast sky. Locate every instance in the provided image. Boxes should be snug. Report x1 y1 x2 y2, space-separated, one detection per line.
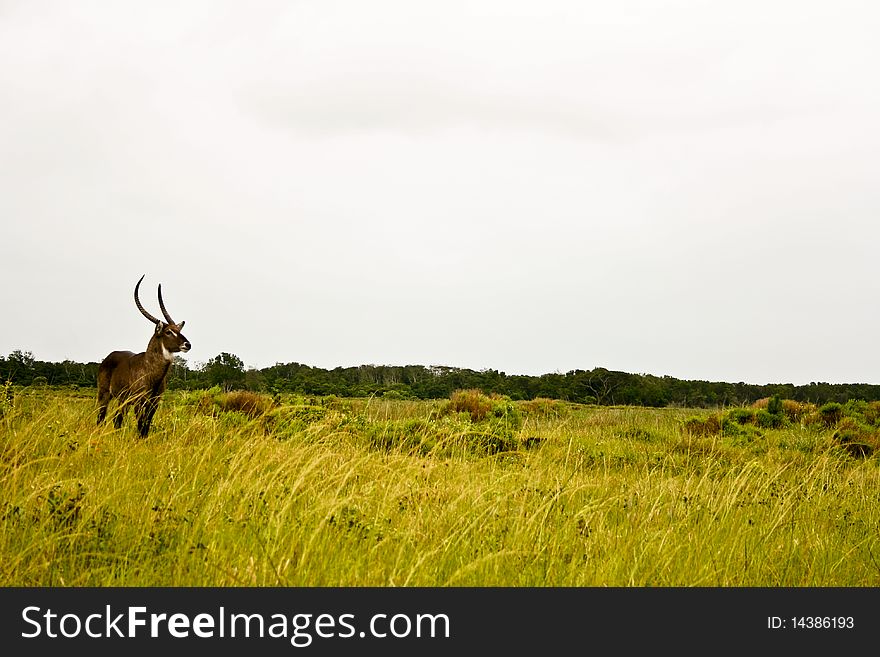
2 1 879 385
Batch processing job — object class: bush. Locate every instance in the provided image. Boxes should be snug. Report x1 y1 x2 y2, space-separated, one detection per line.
755 408 785 429
831 417 878 458
743 395 785 429
753 397 813 423
863 401 880 426
782 399 815 423
817 402 844 428
720 417 762 443
443 389 494 422
430 390 524 454
726 408 756 425
197 389 275 419
682 414 722 437
843 399 868 418
441 389 522 429
223 391 274 417
766 395 784 416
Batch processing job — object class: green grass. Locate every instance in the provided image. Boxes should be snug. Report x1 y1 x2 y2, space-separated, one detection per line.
2 388 879 586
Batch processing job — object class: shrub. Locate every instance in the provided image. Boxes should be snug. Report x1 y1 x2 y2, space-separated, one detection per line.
440 389 522 429
831 417 878 458
427 390 524 455
863 401 880 426
755 409 785 429
726 408 757 425
444 389 495 422
221 391 273 418
817 402 843 428
832 416 863 438
745 396 786 429
781 399 815 423
682 414 721 437
751 396 789 424
766 395 784 416
843 399 868 418
486 396 523 430
197 389 274 419
719 417 762 443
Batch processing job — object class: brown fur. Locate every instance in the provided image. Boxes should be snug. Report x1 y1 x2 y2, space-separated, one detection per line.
97 283 190 437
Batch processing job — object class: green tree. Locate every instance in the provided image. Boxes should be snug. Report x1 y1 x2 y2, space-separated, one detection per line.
167 356 192 389
6 350 35 384
244 367 267 392
202 352 246 391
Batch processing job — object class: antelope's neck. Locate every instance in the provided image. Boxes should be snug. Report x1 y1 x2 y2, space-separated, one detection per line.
146 337 175 364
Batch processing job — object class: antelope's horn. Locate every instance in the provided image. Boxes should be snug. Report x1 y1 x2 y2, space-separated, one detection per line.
157 284 176 325
134 274 161 325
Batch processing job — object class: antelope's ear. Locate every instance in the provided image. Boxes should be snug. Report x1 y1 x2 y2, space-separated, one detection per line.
178 321 185 329
154 322 165 335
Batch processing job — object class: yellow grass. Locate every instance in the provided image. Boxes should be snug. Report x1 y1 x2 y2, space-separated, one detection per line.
2 388 879 586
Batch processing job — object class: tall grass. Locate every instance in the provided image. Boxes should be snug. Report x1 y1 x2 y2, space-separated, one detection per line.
1 388 878 586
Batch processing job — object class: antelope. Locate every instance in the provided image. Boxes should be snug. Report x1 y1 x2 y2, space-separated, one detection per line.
97 275 191 437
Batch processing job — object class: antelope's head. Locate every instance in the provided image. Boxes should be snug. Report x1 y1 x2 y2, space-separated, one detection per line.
134 274 192 359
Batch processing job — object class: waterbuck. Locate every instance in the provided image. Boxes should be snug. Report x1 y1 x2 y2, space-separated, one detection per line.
97 275 191 437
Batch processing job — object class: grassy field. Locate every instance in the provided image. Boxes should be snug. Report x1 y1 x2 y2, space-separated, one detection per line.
1 386 879 586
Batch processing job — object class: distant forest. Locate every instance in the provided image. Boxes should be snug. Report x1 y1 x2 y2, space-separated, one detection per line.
4 349 880 409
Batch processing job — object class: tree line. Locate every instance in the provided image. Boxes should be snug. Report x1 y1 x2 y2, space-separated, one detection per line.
3 348 879 408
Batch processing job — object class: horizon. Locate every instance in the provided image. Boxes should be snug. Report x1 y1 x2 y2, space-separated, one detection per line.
4 347 879 389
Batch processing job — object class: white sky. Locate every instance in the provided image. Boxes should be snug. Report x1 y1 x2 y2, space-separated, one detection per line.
2 0 879 385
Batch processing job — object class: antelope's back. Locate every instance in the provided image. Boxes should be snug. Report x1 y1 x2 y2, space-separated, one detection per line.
98 350 137 376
